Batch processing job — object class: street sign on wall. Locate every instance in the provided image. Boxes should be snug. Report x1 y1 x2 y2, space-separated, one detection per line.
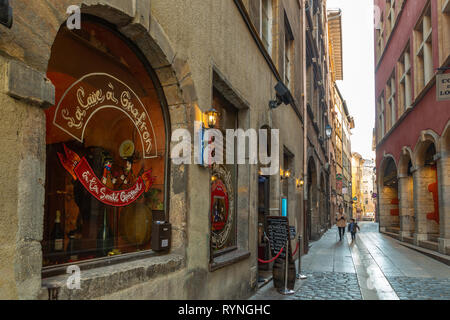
437 73 450 101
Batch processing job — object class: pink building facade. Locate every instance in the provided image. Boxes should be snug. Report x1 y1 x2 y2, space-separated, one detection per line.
374 0 450 254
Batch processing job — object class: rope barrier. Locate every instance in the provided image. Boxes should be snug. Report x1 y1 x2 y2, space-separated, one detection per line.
258 245 284 264
258 236 301 264
292 241 300 256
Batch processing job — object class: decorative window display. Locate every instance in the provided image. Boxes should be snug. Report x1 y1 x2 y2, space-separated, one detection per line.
43 21 168 268
210 90 238 254
211 165 234 250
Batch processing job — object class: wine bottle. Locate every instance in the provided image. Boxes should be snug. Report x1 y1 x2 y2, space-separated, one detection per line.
97 209 114 257
67 232 77 262
51 210 64 252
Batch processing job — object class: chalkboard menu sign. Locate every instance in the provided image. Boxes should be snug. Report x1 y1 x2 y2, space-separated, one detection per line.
266 216 296 290
266 216 291 259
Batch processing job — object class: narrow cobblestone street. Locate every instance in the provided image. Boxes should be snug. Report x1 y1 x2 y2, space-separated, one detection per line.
250 223 450 300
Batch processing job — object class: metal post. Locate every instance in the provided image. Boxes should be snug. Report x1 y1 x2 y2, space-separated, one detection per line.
297 235 307 280
279 238 295 295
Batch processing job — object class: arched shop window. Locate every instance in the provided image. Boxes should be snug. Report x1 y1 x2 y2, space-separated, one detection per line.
43 19 169 268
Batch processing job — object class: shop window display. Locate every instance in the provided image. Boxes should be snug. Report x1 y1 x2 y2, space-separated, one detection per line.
210 89 238 255
43 20 168 267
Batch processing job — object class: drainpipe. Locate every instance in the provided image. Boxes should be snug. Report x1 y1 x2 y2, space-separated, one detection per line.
302 0 309 254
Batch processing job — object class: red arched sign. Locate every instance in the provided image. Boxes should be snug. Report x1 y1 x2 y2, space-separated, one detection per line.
210 179 230 232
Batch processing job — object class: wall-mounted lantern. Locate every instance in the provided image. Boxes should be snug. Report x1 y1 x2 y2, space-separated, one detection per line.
280 169 292 180
325 124 333 139
205 107 219 128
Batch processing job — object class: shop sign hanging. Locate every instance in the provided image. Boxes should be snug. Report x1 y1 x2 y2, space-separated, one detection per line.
58 144 155 207
437 73 450 101
53 73 158 159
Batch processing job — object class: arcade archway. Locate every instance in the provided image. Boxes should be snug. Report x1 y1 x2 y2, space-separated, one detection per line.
414 139 439 245
379 156 400 234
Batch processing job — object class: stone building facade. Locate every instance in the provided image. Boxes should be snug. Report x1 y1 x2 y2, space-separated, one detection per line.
374 0 450 255
304 0 332 243
330 83 354 221
0 0 338 300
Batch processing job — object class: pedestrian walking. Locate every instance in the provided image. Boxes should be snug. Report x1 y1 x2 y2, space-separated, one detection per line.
336 210 346 241
348 219 361 241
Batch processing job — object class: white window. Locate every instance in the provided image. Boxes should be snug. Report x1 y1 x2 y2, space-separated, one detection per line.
398 45 412 115
284 20 293 91
376 15 385 62
378 94 385 141
414 3 433 94
260 0 273 53
387 0 396 35
387 74 396 128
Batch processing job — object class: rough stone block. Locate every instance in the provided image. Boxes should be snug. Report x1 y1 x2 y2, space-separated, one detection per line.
155 66 178 87
3 60 55 108
14 240 42 300
81 0 135 26
163 84 184 106
148 15 176 66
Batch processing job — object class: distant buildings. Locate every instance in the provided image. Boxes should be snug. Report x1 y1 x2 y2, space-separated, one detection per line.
352 154 377 221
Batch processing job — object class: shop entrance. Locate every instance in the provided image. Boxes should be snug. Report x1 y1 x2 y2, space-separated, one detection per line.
257 175 271 287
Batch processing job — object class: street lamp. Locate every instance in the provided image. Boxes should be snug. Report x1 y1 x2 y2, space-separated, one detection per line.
205 107 219 128
325 124 333 139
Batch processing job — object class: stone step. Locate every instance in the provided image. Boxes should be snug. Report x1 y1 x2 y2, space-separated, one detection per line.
394 240 450 266
419 240 439 252
428 234 440 242
402 236 414 245
385 227 400 234
381 231 400 240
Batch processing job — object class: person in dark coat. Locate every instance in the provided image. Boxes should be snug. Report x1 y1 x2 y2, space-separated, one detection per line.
348 219 361 241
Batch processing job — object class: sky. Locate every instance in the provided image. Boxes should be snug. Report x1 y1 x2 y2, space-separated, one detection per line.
327 0 376 161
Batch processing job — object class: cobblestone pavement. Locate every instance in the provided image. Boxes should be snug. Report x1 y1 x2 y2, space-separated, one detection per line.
385 277 450 300
290 271 362 300
250 222 450 300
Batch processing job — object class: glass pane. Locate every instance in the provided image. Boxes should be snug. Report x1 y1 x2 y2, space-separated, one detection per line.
43 22 166 267
210 89 238 253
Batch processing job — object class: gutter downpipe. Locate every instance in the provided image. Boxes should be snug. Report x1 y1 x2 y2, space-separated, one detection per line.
302 0 309 254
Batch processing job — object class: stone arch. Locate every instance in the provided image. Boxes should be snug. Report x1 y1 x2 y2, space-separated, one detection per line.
414 129 440 167
378 155 400 233
397 147 415 239
441 121 450 155
412 130 440 244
